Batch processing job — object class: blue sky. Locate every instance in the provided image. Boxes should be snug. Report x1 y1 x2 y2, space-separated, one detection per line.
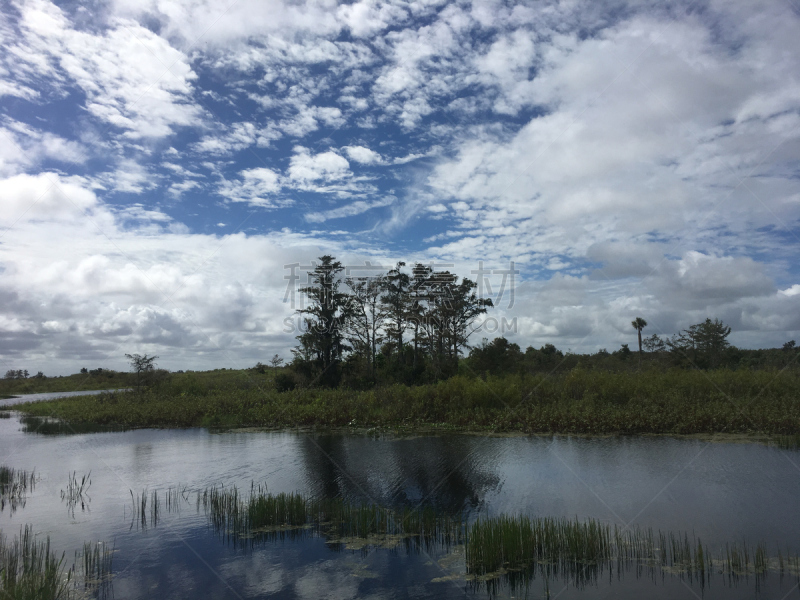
1 0 799 373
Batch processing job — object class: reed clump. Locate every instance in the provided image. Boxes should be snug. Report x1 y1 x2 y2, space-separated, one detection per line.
61 472 91 517
0 525 70 600
129 485 192 528
0 465 36 513
465 515 799 585
200 484 464 549
74 542 113 599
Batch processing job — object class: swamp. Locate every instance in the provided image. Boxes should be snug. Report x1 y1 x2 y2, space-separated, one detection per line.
1 397 799 599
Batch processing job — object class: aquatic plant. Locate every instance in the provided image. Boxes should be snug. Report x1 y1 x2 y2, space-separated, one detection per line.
774 434 800 450
0 525 70 600
61 472 91 517
0 465 36 513
74 541 113 599
464 514 800 588
200 484 465 550
0 411 11 418
129 485 192 529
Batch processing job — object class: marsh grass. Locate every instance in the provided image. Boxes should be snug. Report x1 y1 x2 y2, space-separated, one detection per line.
15 369 800 435
61 472 91 517
774 434 800 450
74 542 113 599
129 485 192 529
0 465 36 513
465 515 800 589
200 484 465 551
0 411 11 418
0 525 70 600
19 415 124 436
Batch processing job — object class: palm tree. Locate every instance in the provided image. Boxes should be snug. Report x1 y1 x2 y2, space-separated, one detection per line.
631 317 647 354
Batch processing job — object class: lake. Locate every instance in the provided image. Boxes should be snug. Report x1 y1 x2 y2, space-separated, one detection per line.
0 409 798 599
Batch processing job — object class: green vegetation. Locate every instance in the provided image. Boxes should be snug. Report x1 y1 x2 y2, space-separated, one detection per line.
168 483 800 586
200 484 464 548
0 465 35 513
466 514 798 586
0 369 133 397
13 367 800 436
0 526 70 600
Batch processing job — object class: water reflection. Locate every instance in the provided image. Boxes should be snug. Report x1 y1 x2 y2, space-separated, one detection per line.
297 434 502 513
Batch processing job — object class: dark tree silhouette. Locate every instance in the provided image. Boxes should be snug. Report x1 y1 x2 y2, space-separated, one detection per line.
631 317 647 354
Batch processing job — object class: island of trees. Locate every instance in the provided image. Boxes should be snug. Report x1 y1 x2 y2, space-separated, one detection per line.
6 255 800 438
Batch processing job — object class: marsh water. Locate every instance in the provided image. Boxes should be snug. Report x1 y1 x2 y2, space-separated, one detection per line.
1 406 799 599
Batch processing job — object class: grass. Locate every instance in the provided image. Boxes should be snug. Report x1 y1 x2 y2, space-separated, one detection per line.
0 371 133 396
0 465 36 513
196 484 800 588
61 472 91 517
465 515 800 586
128 485 191 529
13 368 800 436
75 542 113 599
199 484 464 549
0 525 114 600
0 525 70 600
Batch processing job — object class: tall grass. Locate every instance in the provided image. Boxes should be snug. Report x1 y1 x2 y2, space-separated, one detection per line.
200 484 464 550
61 472 91 517
0 465 36 513
74 542 113 599
15 368 800 435
129 485 192 529
0 526 70 600
465 515 800 587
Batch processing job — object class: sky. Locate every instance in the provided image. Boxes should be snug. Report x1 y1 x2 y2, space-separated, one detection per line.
1 0 799 374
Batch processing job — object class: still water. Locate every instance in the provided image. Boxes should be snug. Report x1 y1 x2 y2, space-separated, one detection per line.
0 409 799 599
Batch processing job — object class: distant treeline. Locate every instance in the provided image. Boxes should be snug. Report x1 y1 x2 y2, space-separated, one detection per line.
282 254 799 390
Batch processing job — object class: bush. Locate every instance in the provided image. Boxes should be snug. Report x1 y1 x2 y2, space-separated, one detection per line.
274 371 297 393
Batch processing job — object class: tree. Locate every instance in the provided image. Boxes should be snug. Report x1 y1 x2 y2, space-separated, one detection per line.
783 340 797 352
381 262 411 366
125 353 159 393
344 274 387 379
668 318 732 368
643 333 666 352
269 354 284 368
294 255 350 387
631 317 647 354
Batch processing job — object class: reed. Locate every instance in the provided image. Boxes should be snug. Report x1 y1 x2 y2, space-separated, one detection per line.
200 484 465 549
74 541 114 599
465 515 798 587
0 411 11 418
774 434 800 450
0 525 71 600
61 472 91 517
129 485 192 528
0 465 36 513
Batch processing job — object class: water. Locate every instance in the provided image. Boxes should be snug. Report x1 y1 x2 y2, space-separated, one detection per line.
0 389 129 405
1 412 799 599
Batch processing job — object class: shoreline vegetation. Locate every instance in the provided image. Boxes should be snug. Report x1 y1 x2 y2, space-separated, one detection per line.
11 367 800 438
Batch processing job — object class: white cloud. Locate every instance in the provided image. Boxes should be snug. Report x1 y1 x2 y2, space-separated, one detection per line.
193 122 282 154
288 147 351 184
342 145 382 164
10 0 202 139
305 196 394 223
218 167 283 207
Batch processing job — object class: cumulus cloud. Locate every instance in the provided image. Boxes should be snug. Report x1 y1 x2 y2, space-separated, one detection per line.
1 0 799 372
218 167 283 207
